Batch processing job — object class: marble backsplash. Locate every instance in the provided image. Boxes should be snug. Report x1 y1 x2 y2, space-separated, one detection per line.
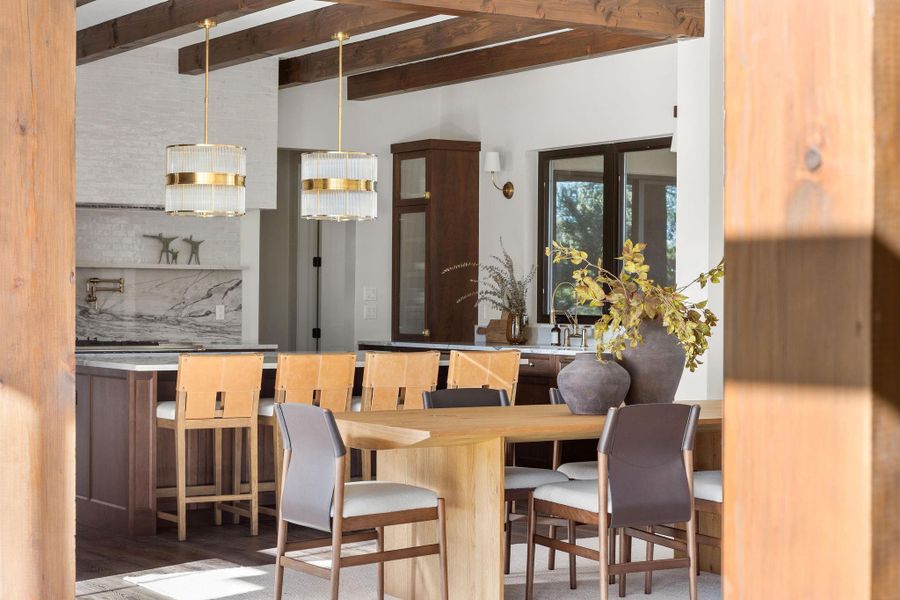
77 267 242 343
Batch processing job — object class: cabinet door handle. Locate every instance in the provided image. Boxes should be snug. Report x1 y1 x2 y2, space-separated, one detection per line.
423 191 431 200
422 328 431 337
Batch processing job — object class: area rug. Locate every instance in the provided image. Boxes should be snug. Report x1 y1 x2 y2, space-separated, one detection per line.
77 539 721 599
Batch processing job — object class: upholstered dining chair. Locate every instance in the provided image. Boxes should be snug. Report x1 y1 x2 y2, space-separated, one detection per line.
525 403 701 600
422 387 570 575
257 353 356 517
273 403 448 600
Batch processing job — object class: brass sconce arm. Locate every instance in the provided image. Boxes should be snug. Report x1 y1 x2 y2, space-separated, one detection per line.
490 172 515 199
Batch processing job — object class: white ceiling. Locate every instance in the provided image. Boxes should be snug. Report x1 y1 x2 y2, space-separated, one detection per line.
77 0 454 61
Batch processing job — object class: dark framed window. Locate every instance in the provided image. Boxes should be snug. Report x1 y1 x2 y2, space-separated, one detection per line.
537 137 676 323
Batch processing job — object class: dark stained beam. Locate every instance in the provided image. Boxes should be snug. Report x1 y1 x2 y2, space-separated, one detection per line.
331 0 703 38
76 0 97 6
279 15 560 87
77 0 294 65
347 29 661 100
179 4 425 75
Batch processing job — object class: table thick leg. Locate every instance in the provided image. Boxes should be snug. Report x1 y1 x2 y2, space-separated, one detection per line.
377 437 505 600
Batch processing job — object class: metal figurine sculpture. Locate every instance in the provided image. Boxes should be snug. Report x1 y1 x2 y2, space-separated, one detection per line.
143 233 179 264
182 235 204 265
169 249 179 264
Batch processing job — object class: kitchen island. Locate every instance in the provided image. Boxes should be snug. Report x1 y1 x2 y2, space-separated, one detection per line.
75 350 453 536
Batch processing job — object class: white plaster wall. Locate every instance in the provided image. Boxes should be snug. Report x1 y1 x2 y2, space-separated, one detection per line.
76 45 278 210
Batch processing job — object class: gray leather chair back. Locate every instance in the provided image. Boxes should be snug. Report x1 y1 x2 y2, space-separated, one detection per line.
422 387 510 409
275 403 346 532
598 403 700 528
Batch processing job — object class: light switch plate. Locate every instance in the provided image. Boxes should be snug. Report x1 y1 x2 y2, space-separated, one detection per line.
215 305 225 320
363 286 377 302
364 305 377 320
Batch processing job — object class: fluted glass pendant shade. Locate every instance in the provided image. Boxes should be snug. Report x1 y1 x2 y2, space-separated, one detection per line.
300 150 377 221
165 20 246 217
166 144 246 216
301 32 377 222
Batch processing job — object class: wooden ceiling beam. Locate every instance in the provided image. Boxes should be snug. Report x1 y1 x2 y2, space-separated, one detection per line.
346 29 662 101
76 0 294 65
179 4 425 75
279 16 560 88
330 0 703 38
76 0 97 6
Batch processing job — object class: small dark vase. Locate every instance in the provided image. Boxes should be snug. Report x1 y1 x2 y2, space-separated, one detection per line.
557 353 631 415
618 319 686 405
505 313 529 344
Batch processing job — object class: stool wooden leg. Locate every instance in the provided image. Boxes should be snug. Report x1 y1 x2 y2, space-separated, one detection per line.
504 501 512 575
376 526 384 600
175 427 187 542
249 423 259 536
232 428 243 525
361 449 372 481
214 428 223 526
437 498 449 600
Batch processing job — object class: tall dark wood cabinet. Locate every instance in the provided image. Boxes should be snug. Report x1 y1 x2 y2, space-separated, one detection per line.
391 139 481 343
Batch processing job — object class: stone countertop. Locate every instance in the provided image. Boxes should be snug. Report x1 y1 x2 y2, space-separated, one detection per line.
357 340 596 357
75 351 456 372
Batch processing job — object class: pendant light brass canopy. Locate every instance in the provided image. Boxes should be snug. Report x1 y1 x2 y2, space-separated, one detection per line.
300 32 378 221
166 19 247 217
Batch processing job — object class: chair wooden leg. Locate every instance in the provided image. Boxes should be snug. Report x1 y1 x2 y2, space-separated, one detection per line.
214 428 223 526
361 449 372 481
232 428 242 524
437 498 449 600
175 427 187 542
525 495 537 600
376 526 385 600
330 527 342 600
695 510 702 575
504 501 512 575
274 515 288 600
686 514 698 600
599 516 609 600
273 423 283 516
548 524 557 570
568 519 577 590
644 526 654 594
608 523 617 584
249 424 259 536
618 528 629 597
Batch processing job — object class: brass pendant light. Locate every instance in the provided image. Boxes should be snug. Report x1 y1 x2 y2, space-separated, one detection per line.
300 32 378 221
165 19 247 217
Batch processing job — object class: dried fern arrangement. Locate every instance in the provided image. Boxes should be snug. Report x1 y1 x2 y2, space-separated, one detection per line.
443 240 536 317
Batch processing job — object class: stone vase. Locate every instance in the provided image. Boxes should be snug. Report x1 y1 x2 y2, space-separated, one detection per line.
557 352 631 415
618 319 686 405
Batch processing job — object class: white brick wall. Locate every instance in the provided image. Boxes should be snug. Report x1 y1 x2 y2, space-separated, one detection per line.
76 45 277 210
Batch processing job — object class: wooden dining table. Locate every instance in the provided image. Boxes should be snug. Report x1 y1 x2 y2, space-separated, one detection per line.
335 400 723 600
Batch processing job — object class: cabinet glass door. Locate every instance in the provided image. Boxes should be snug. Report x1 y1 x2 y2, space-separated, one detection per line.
399 157 427 200
397 209 427 336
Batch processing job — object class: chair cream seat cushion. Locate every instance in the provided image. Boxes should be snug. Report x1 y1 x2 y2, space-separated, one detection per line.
557 461 599 480
533 479 610 514
693 470 723 503
505 466 568 490
335 481 438 518
156 401 176 420
258 398 275 417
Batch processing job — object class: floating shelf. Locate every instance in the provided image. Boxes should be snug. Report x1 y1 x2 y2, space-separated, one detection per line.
76 263 247 271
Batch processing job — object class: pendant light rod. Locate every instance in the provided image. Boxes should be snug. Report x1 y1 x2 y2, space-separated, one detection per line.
333 32 348 152
201 19 216 144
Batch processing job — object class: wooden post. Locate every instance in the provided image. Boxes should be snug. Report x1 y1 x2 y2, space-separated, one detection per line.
0 1 76 597
723 0 899 598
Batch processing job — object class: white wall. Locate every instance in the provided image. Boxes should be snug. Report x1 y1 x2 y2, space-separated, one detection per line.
279 17 725 399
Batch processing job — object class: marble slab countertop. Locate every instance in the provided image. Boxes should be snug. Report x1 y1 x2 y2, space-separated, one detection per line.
358 340 595 356
75 351 457 372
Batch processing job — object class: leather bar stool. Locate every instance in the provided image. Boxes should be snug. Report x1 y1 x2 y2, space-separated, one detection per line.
525 403 702 600
257 353 356 517
446 349 521 402
273 403 448 600
155 353 264 541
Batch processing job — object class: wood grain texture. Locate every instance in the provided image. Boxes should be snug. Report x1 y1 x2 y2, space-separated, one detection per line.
76 0 294 65
723 0 899 597
348 30 661 100
377 438 504 600
179 4 422 75
331 0 704 37
0 0 76 597
279 15 559 87
336 401 721 449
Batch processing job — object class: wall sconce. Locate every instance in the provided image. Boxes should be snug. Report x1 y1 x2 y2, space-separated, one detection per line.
483 151 515 199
